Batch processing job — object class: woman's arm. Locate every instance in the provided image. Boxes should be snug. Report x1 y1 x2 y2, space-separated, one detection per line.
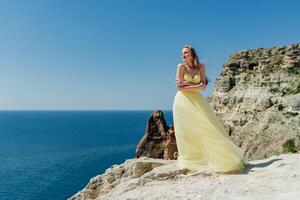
175 63 185 87
179 83 207 91
199 63 207 85
175 63 207 91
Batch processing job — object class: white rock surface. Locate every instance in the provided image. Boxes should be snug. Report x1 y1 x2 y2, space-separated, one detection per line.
69 153 300 200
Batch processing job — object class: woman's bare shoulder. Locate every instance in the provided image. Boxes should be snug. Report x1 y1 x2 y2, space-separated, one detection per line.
177 63 185 71
177 63 185 67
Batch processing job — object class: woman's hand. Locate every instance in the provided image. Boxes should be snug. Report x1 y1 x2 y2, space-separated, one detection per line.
175 76 206 91
175 76 191 87
184 82 205 88
175 76 183 87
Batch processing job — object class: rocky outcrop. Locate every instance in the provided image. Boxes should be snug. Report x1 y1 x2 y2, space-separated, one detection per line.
135 111 178 160
68 153 300 200
207 42 300 160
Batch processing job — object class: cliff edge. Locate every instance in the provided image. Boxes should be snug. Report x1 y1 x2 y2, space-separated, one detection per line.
68 153 300 200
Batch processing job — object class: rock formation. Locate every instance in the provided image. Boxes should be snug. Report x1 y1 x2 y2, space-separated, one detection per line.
135 111 178 160
207 43 300 160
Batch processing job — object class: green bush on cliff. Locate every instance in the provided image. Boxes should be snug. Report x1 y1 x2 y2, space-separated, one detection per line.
286 83 300 95
287 67 300 75
261 67 274 76
269 87 280 93
284 111 299 117
282 138 297 153
291 83 300 94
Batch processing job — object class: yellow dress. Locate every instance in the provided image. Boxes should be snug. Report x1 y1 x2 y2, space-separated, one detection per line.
173 69 248 173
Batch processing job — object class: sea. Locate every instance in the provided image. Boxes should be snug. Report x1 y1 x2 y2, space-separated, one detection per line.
0 110 173 200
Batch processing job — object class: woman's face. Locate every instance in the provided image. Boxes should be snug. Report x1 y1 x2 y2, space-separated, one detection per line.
181 48 192 63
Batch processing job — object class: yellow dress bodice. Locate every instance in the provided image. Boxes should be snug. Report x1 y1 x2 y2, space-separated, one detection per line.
183 68 201 84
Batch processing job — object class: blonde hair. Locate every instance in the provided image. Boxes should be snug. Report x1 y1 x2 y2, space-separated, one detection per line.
183 45 202 69
183 45 209 85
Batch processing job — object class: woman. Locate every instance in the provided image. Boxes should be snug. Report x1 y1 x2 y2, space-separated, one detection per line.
172 45 248 174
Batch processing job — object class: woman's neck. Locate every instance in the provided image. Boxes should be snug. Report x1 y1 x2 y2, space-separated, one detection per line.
185 61 194 69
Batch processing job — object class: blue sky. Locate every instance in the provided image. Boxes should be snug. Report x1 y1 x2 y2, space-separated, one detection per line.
0 0 299 110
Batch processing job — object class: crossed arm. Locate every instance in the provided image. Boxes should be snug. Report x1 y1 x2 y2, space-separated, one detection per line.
175 64 207 92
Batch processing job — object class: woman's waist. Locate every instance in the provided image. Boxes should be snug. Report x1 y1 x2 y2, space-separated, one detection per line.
177 90 199 94
176 90 201 97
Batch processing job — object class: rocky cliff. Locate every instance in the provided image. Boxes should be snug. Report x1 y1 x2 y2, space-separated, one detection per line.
207 42 300 160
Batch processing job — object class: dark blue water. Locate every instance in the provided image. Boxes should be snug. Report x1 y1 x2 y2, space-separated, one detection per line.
0 110 173 200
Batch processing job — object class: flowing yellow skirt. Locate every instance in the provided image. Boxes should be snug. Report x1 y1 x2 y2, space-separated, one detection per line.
173 90 248 173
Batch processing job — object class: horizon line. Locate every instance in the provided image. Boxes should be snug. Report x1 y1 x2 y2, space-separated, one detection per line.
0 109 173 112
